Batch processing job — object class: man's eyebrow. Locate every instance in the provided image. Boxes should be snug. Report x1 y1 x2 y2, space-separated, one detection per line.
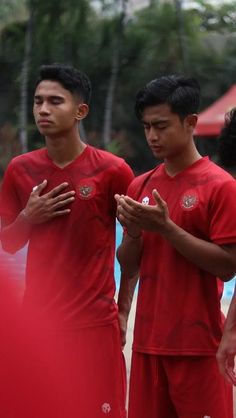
34 94 64 99
141 119 169 125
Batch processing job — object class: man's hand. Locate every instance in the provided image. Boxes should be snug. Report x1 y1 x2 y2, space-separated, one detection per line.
115 194 142 238
216 330 236 385
118 311 128 349
115 189 170 234
23 180 75 224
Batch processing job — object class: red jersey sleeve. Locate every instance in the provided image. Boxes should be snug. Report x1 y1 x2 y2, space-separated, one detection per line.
209 179 236 245
111 161 134 196
109 161 134 214
0 161 22 226
126 179 139 199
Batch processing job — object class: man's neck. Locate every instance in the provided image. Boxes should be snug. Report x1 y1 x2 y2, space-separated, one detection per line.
164 146 202 177
46 134 86 168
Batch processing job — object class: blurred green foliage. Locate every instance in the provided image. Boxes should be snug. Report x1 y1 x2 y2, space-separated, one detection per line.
0 0 236 174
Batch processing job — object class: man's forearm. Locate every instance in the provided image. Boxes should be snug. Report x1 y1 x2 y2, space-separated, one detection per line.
223 287 236 333
163 220 235 280
1 211 32 254
118 272 139 317
116 234 143 278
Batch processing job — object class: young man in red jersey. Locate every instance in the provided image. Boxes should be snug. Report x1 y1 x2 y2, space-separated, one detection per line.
216 108 236 385
0 63 134 418
115 75 236 418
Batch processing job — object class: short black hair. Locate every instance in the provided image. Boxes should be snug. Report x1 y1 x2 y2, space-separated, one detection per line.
35 63 92 104
135 74 200 120
218 108 236 168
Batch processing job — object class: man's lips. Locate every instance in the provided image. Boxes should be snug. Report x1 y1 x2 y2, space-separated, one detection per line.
151 145 163 152
37 119 53 125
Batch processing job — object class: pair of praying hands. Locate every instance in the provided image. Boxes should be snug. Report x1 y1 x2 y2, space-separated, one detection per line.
115 189 170 237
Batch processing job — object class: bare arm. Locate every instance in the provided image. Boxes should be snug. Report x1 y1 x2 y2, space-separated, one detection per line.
1 180 75 254
115 194 143 347
117 270 139 348
217 285 236 385
116 189 236 280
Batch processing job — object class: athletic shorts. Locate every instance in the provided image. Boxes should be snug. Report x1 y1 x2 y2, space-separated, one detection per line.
128 352 233 418
30 321 127 418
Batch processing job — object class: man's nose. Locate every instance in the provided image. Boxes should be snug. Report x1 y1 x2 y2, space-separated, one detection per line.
147 126 158 142
39 102 50 114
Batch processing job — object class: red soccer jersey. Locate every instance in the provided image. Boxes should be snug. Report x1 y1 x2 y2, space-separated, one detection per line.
128 157 236 355
0 146 134 330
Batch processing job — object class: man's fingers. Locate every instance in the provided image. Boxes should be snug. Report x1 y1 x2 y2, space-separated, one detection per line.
114 193 123 203
217 351 236 385
52 197 75 210
52 191 75 204
47 182 71 198
226 367 236 385
51 209 71 217
227 353 235 370
32 179 47 194
152 189 164 207
118 196 141 216
123 196 141 209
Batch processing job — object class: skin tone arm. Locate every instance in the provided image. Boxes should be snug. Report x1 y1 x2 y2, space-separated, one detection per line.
115 189 236 281
117 271 139 348
115 194 143 347
1 180 75 254
216 285 236 385
116 233 142 348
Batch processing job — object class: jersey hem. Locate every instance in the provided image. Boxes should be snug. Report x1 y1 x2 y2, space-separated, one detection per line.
132 345 217 356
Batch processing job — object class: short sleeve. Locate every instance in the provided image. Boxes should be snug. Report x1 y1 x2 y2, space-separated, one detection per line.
126 178 140 199
209 180 236 245
112 161 134 195
0 161 22 225
109 160 134 215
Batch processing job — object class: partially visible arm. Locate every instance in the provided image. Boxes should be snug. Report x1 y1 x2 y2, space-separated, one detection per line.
217 286 236 385
115 192 143 278
116 233 143 279
1 211 32 254
117 270 139 348
115 193 143 347
117 235 141 348
162 220 236 281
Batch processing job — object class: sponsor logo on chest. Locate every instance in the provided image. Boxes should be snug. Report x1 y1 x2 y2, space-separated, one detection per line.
141 196 150 205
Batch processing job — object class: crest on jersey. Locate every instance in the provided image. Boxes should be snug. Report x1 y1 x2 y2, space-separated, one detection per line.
77 179 96 199
180 190 199 211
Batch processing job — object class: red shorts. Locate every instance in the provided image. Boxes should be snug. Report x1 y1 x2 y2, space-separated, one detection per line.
62 321 126 418
128 352 233 418
27 321 127 418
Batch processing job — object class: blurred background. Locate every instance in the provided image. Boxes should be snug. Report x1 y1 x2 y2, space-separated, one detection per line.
0 0 236 178
1 3 236 412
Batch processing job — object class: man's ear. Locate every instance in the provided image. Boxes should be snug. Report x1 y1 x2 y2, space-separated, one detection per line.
75 104 89 121
185 114 198 130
